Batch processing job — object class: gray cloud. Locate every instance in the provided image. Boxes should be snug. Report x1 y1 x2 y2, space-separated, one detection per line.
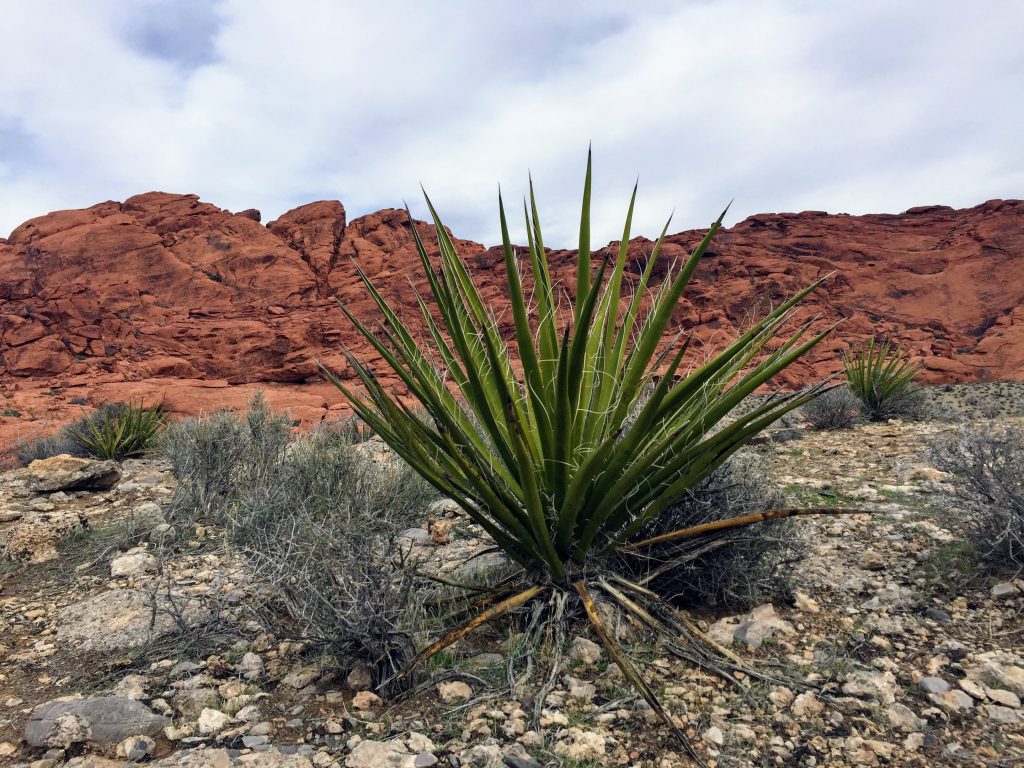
0 0 1021 247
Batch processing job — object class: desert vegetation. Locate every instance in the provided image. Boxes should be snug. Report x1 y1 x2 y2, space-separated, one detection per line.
931 422 1024 571
12 401 165 464
318 154 866 759
843 337 926 421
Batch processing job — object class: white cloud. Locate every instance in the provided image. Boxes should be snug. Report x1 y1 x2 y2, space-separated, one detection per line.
1 0 1021 246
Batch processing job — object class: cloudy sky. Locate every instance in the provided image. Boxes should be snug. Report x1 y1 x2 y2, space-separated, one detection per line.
1 0 1021 247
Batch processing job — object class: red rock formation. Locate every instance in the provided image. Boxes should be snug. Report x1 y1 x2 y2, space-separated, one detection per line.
2 193 1022 449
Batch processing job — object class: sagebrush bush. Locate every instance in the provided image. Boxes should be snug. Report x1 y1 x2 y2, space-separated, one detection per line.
160 393 291 523
802 385 862 430
930 423 1024 570
231 431 435 690
13 432 77 466
843 338 926 421
623 453 798 610
161 396 436 689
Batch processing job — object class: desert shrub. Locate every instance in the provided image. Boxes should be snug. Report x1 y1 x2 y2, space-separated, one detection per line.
231 432 435 690
623 453 798 610
9 402 164 465
802 385 862 430
160 393 291 523
64 401 166 460
160 395 435 689
12 432 77 466
843 338 926 421
930 423 1024 570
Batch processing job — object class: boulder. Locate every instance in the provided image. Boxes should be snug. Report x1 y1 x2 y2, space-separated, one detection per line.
26 455 121 493
58 588 211 652
24 696 168 747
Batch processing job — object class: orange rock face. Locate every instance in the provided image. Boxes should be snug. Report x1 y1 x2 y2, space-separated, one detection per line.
1 193 1022 448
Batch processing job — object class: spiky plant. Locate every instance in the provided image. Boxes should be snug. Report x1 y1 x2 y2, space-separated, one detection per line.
323 154 851 761
66 402 166 460
842 337 922 420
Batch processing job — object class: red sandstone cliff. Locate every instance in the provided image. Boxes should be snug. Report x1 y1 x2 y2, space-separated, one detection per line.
2 193 1022 446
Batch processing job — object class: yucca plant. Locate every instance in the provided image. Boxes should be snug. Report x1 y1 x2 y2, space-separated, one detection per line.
67 401 166 460
323 154 853 761
842 337 922 421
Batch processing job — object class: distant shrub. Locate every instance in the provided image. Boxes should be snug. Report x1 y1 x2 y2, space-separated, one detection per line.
802 385 862 430
10 402 164 465
64 402 166 460
930 423 1024 571
623 453 799 611
12 432 77 466
843 338 926 421
160 393 291 524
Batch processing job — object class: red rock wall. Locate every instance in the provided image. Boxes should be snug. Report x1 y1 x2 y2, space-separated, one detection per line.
1 193 1022 446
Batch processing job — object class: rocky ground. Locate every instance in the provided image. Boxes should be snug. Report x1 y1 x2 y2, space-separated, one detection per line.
1 407 1023 767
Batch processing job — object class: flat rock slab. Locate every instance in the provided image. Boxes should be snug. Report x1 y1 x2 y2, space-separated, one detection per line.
1 508 84 562
58 588 212 652
24 696 168 747
26 455 121 493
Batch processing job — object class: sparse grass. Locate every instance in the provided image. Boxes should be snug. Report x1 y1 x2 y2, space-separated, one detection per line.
57 518 148 576
921 540 981 581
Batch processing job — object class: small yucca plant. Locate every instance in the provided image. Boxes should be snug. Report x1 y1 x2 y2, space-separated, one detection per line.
843 337 922 421
324 154 850 760
67 402 166 460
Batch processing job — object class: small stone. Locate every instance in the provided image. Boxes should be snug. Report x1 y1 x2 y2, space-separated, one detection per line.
24 696 169 747
968 661 1024 696
886 703 926 731
987 688 1021 708
118 735 155 761
792 691 823 717
959 679 987 699
502 755 542 768
930 689 974 713
346 661 374 692
859 551 886 571
236 705 262 722
282 665 320 689
919 676 950 695
237 652 265 680
242 735 268 748
553 727 606 761
991 582 1020 599
0 743 15 757
793 591 820 613
414 753 438 767
346 739 415 768
404 733 434 753
704 726 724 746
923 607 952 625
437 681 472 704
987 705 1022 724
25 455 121 493
569 636 603 666
769 686 794 710
197 707 234 735
352 691 382 711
